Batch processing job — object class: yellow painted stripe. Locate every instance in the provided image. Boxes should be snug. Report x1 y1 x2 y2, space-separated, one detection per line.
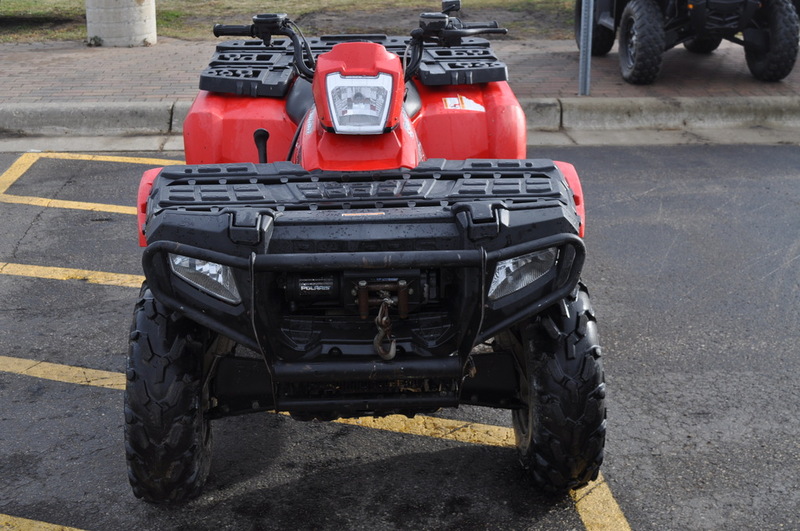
336 415 516 447
0 193 137 215
31 153 183 166
338 416 630 531
0 153 39 194
0 152 180 214
571 474 633 531
0 262 144 288
0 153 182 195
0 355 630 530
0 513 85 531
0 356 124 391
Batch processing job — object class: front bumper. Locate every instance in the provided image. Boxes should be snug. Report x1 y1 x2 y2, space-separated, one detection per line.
140 159 585 416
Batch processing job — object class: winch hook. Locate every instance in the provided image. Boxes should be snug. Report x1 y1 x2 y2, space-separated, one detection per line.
373 299 396 360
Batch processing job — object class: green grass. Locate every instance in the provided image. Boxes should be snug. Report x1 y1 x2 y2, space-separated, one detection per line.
0 0 86 42
0 0 573 43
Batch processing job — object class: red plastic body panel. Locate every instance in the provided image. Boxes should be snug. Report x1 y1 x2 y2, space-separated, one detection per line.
138 167 162 247
183 91 298 164
312 42 405 133
411 80 526 160
182 49 526 165
183 83 526 166
553 160 585 238
295 108 423 171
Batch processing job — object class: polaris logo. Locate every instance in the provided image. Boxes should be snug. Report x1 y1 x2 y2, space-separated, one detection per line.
299 280 334 292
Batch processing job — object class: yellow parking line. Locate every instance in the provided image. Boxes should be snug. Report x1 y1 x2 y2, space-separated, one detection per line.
0 351 631 531
0 356 124 391
0 262 144 288
28 153 183 166
336 415 516 447
0 513 85 531
339 416 629 530
0 152 181 210
572 476 632 531
0 152 39 194
0 193 137 215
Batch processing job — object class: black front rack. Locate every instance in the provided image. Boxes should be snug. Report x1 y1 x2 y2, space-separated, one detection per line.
199 35 508 97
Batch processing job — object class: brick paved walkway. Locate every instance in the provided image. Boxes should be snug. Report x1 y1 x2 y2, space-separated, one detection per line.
1 37 799 104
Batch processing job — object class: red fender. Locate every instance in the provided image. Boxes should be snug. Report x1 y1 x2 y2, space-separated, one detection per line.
553 160 585 238
137 167 162 247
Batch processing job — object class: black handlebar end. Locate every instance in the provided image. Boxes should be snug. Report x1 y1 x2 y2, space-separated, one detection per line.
212 24 254 38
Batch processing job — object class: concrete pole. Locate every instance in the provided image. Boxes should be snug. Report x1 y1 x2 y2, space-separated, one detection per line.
85 0 157 47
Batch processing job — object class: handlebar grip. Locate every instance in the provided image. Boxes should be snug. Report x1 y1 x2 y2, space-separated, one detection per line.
459 21 499 30
440 27 508 39
212 24 254 37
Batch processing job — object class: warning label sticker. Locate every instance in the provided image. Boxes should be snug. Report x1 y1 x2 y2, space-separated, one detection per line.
442 95 485 112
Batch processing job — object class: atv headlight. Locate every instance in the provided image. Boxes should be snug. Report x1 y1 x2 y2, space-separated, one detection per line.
488 248 558 301
326 72 393 134
169 254 241 304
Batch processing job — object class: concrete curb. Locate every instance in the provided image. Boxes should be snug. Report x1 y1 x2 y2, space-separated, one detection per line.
0 101 176 137
559 96 800 130
2 97 800 138
520 96 800 131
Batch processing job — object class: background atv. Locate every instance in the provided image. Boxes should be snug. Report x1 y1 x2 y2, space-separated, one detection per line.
575 0 800 84
125 1 605 503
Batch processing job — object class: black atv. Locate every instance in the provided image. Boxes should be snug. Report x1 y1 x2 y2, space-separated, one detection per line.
576 0 800 84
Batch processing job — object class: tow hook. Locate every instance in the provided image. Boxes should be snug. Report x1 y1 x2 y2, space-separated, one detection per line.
373 298 397 360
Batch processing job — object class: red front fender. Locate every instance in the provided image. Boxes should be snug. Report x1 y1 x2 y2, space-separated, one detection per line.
554 160 585 238
137 167 162 247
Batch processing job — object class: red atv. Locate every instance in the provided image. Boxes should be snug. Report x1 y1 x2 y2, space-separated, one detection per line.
126 0 605 503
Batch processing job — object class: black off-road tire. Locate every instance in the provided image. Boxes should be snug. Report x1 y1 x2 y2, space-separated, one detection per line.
618 0 665 84
503 283 606 493
124 283 221 503
745 0 799 82
683 36 723 54
574 0 616 56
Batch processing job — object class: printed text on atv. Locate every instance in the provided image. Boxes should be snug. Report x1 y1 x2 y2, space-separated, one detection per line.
126 2 605 503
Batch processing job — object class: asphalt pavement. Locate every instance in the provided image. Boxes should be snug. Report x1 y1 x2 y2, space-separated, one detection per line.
1 36 800 150
3 145 799 530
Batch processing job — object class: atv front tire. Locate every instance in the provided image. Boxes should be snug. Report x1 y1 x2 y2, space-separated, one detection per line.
745 0 799 82
505 283 606 493
618 0 665 84
574 0 616 57
124 284 223 503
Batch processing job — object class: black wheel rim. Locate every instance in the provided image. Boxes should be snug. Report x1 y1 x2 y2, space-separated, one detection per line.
623 18 637 68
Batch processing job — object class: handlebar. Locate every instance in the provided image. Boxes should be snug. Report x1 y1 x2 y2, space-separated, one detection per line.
211 6 508 82
440 27 508 38
212 24 254 38
212 14 316 80
458 21 500 30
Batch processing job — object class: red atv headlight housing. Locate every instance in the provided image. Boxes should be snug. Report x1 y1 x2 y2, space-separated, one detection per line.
312 42 405 135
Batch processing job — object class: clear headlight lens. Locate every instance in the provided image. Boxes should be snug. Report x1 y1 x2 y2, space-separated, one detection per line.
326 72 393 134
488 248 558 301
169 254 241 304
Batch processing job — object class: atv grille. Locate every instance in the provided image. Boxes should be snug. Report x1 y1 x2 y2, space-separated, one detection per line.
705 0 750 31
707 12 740 31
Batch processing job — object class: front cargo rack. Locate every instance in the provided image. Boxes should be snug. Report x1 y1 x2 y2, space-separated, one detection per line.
200 35 508 97
148 159 568 212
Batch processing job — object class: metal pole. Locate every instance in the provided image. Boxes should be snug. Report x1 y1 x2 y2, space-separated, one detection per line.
578 0 595 96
